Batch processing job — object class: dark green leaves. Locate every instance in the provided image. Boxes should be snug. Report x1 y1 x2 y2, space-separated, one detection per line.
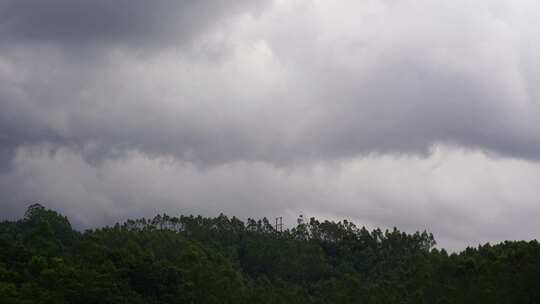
1 205 539 303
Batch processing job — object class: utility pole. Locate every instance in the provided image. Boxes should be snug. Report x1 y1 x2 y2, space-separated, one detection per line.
275 216 283 232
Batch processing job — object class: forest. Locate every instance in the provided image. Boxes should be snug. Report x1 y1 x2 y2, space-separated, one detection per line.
1 204 539 303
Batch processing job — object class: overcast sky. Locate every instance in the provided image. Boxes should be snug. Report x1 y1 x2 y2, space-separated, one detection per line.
1 0 540 249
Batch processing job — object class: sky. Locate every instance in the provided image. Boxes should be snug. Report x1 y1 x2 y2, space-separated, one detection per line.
1 0 540 250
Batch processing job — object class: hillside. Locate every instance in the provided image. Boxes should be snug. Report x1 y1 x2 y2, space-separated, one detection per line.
1 204 539 303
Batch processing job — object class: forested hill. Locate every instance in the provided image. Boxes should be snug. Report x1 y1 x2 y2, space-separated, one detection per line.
1 204 539 303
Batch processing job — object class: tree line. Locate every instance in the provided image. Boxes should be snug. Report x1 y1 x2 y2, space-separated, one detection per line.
1 203 539 303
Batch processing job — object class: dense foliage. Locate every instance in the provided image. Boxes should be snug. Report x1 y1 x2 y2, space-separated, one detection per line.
1 204 539 303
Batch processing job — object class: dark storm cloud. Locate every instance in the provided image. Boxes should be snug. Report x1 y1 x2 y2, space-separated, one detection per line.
0 0 269 168
0 0 268 49
295 61 540 160
1 0 540 168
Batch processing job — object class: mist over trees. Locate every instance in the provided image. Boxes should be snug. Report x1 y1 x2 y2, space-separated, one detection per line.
1 204 539 303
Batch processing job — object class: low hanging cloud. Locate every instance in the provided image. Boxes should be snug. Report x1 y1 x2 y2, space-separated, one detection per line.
1 0 540 249
2 145 540 250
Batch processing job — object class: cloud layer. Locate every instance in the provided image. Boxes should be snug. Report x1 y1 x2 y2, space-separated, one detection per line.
1 0 540 249
2 145 540 249
0 0 268 49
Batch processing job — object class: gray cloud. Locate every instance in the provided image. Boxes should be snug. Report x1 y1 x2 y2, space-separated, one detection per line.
2 145 540 250
2 0 540 167
1 0 540 249
0 0 268 50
